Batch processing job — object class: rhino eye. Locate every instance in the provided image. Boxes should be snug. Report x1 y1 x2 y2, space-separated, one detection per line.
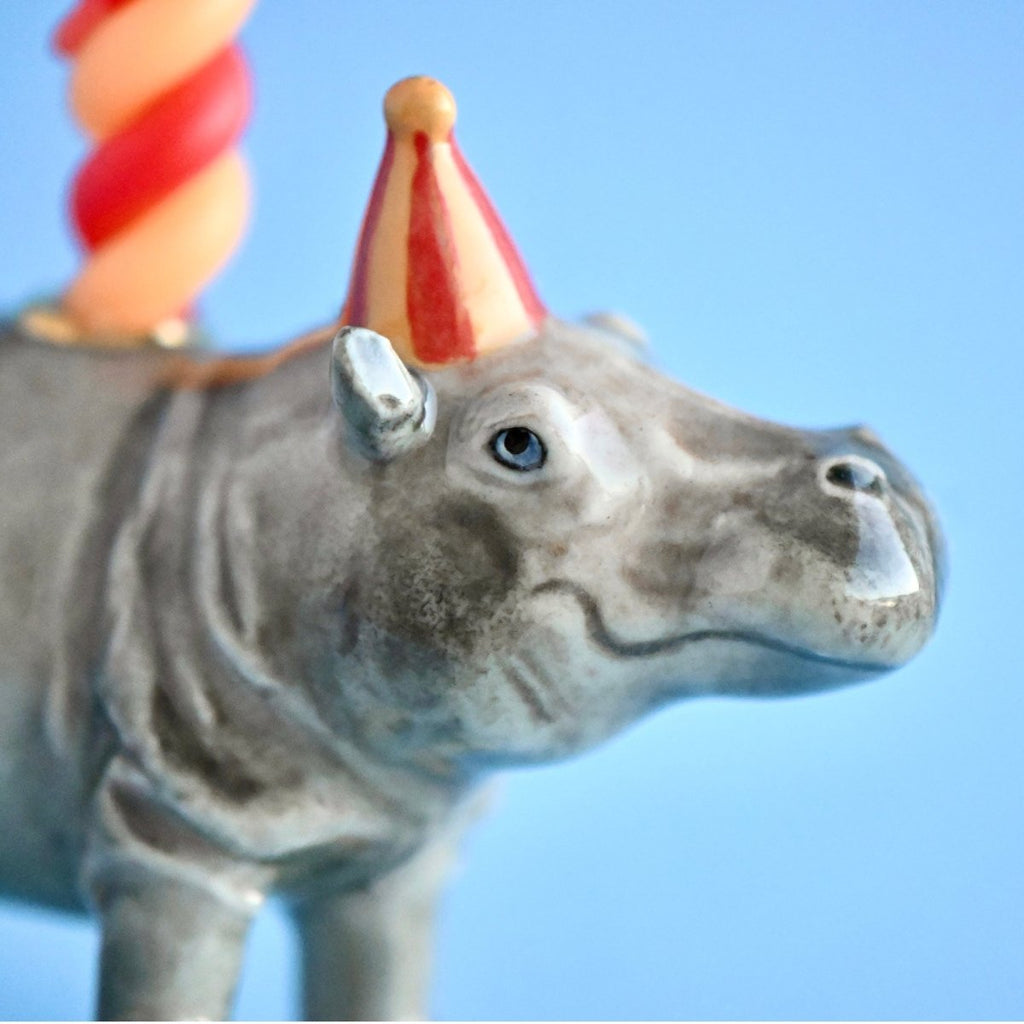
490 427 546 471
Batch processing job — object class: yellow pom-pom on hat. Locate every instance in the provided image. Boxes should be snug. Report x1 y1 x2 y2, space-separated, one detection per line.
342 77 546 366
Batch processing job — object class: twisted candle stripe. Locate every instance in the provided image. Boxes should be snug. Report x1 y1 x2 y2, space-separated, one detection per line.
56 0 255 336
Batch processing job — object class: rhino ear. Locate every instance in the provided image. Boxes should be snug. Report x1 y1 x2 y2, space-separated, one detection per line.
582 311 648 352
330 326 437 461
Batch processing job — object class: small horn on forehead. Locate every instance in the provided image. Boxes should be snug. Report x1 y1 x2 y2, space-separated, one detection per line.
341 76 546 367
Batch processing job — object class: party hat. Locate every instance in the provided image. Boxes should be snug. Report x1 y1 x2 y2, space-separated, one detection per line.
342 77 546 366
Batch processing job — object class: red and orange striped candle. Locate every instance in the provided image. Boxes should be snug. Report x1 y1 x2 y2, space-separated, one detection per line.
55 0 254 339
343 77 546 367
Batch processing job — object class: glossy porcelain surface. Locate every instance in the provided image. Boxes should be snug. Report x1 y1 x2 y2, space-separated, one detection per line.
0 314 942 1018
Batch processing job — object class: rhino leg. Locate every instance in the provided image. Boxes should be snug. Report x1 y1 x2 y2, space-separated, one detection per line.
293 824 465 1021
92 870 253 1020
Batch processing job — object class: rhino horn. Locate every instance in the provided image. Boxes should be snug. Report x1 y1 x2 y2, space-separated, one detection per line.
330 326 437 461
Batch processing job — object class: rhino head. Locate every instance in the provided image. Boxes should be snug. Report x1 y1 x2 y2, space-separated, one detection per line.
222 75 943 783
324 320 944 772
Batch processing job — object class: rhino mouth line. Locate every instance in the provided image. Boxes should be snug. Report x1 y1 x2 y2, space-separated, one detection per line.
530 579 895 673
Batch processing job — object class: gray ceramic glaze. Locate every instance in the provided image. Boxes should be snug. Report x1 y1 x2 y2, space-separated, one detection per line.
0 314 942 1019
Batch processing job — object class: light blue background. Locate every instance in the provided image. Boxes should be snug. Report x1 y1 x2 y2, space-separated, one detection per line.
1 1 1022 1019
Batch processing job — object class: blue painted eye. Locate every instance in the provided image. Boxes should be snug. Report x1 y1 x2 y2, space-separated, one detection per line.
490 427 546 471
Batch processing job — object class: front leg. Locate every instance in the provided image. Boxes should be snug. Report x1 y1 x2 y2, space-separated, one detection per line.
83 760 268 1021
293 803 482 1022
294 842 448 1021
93 870 252 1021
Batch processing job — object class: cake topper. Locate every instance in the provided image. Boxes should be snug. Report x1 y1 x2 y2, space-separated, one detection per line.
0 5 944 1021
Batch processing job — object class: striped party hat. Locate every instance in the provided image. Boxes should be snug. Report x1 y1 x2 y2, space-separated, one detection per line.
342 77 546 366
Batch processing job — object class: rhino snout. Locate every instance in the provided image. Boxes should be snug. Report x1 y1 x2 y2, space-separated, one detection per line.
592 427 944 695
801 435 943 670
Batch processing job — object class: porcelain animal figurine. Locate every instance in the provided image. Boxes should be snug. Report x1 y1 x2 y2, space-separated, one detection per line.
0 78 943 1021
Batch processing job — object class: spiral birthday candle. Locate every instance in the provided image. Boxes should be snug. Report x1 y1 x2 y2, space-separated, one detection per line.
53 0 255 339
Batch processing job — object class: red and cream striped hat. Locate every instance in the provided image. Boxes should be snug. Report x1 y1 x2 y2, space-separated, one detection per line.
342 77 546 367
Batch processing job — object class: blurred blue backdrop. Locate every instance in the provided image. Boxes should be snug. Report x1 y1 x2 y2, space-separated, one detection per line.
1 1 1022 1018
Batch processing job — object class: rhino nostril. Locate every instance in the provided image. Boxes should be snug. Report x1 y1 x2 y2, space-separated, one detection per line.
823 457 885 495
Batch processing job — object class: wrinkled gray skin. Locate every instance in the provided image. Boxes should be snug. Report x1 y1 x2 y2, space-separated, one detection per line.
0 315 942 1020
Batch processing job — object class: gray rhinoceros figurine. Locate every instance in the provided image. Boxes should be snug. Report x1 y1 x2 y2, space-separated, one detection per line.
0 77 943 1020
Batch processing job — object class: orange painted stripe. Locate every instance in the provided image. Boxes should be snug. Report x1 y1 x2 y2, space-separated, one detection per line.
451 140 545 325
159 322 335 390
432 140 531 354
344 135 395 327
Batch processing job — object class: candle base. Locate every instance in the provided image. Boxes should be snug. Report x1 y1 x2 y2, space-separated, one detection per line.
16 300 208 350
